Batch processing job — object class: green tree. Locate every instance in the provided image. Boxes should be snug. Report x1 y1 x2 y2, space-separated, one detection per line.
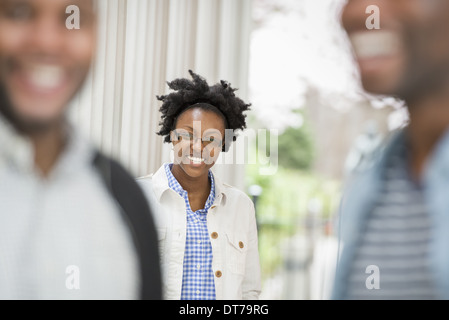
277 122 314 171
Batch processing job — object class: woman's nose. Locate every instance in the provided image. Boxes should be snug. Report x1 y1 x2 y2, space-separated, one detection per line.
191 137 203 153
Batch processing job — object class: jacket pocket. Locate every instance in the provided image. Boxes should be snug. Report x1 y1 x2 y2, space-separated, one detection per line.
225 232 248 275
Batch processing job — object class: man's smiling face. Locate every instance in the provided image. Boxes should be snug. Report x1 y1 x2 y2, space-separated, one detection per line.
0 0 96 132
341 0 449 100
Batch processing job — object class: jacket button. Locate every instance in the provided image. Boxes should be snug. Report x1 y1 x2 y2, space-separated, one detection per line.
215 270 222 278
239 241 244 249
211 232 218 239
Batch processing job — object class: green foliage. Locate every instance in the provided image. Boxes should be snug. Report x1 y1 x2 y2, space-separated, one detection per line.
277 124 315 171
245 115 341 281
245 165 341 281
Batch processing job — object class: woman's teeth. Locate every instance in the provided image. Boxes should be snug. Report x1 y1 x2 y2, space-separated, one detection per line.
187 155 204 164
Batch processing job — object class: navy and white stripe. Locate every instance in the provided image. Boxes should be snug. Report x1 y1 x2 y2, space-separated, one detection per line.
345 143 437 299
164 163 216 300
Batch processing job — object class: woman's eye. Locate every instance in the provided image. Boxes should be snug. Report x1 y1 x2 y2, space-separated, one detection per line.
178 133 193 140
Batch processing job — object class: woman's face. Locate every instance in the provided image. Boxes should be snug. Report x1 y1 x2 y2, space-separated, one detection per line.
171 107 226 179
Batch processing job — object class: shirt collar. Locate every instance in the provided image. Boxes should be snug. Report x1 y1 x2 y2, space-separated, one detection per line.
0 114 34 173
50 124 96 179
164 163 216 211
150 163 226 207
0 114 95 180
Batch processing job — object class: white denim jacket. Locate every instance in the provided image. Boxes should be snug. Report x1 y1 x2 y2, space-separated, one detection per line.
137 164 261 300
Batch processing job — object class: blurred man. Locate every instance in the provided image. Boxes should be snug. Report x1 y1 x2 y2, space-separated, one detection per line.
0 0 161 299
332 0 449 299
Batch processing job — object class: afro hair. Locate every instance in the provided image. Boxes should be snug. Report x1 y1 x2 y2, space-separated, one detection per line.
156 70 251 152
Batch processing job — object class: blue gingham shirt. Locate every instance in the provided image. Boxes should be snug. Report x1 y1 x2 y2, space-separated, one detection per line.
164 163 216 300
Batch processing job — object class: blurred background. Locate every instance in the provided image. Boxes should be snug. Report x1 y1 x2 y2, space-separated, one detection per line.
69 0 409 299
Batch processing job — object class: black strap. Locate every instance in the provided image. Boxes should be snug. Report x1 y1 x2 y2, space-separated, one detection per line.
92 151 162 300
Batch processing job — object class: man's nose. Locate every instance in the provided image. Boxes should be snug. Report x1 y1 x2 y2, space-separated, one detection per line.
341 0 372 32
29 17 66 55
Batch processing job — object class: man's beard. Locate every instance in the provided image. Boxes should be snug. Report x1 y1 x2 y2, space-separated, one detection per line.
0 82 65 135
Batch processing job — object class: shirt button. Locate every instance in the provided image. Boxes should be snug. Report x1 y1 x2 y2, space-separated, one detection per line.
215 270 222 278
211 232 218 239
239 241 244 249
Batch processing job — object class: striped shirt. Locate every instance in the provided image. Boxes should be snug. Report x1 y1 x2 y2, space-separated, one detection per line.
164 163 216 300
345 143 438 299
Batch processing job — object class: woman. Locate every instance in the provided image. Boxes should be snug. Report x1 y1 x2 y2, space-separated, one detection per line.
138 70 261 300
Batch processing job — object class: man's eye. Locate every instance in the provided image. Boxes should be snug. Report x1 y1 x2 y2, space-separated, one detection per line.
3 4 33 20
78 8 95 28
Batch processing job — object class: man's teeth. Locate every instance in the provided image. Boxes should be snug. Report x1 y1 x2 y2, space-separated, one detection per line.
350 31 400 59
188 156 204 164
27 65 64 90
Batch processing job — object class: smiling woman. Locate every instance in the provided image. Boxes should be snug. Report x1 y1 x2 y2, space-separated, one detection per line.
137 70 261 300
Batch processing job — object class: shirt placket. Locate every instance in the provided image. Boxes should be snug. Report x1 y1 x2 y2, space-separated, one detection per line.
165 164 216 300
197 209 210 300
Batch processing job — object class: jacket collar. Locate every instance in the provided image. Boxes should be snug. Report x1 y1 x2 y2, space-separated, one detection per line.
424 127 449 183
337 128 404 261
374 126 449 184
151 163 226 207
370 125 449 181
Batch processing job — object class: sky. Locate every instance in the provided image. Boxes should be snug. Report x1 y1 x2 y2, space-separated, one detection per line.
248 0 408 133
